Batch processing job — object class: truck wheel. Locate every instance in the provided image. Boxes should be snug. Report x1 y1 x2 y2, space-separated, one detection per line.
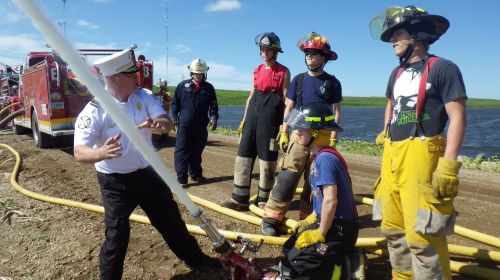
31 111 52 148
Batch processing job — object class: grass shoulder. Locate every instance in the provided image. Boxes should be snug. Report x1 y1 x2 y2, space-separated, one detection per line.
155 86 500 108
208 127 500 174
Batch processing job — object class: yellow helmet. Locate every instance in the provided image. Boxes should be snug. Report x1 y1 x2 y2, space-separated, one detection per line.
188 58 209 74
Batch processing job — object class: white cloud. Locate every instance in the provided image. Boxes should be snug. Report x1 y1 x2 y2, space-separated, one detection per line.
4 12 22 24
77 19 98 30
0 34 48 63
74 42 118 49
204 0 242 12
173 43 191 53
153 56 252 91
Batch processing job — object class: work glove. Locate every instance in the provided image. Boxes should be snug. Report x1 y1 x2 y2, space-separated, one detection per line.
237 121 244 137
292 212 317 235
329 138 338 149
208 117 217 131
278 132 289 151
294 229 325 249
432 157 462 199
375 130 386 146
172 116 179 132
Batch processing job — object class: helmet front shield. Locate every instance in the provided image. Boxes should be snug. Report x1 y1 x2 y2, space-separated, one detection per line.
285 106 343 132
255 32 283 53
369 6 404 40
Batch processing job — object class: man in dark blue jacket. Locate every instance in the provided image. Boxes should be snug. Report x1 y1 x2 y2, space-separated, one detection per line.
171 58 219 184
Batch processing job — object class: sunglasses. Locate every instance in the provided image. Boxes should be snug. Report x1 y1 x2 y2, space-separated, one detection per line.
305 50 323 56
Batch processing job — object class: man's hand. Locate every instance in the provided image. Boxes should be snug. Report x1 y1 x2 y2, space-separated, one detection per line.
329 138 338 149
375 130 386 146
294 229 325 249
99 133 122 160
172 116 179 132
292 212 317 235
208 117 218 131
237 121 244 137
432 157 462 199
137 117 172 132
278 132 289 151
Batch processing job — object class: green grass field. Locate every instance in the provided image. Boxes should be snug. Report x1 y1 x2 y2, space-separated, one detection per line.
154 86 500 107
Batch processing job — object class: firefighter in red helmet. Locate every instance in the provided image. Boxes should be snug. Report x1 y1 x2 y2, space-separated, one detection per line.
260 32 343 236
369 5 467 280
222 32 290 211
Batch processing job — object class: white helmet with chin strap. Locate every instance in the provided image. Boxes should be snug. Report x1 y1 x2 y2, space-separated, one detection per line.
188 58 209 80
188 58 209 74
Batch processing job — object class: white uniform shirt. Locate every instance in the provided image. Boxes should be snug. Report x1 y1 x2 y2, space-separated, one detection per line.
74 88 165 174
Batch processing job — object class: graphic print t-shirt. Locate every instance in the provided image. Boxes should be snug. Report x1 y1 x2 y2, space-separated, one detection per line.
385 57 467 141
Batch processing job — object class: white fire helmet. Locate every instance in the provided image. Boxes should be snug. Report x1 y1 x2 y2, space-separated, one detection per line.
188 58 209 74
158 78 167 87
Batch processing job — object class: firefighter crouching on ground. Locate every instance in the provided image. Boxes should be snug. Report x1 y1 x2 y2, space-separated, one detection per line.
73 48 220 279
369 6 467 280
171 58 219 185
266 102 358 280
221 32 290 210
261 32 343 236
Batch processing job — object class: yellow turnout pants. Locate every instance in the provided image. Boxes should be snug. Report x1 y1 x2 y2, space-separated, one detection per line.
374 134 456 280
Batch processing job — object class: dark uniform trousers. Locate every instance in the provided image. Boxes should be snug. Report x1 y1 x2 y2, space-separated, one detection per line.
97 166 204 280
174 122 208 179
238 89 283 161
280 219 359 280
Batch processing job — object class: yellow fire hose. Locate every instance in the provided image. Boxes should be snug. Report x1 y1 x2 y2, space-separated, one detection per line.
295 187 500 250
2 142 500 279
348 192 500 249
0 102 20 117
365 247 500 280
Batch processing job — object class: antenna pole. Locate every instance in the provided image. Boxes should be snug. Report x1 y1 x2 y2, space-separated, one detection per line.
164 0 169 82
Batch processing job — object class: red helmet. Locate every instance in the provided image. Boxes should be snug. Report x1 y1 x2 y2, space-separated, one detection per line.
297 32 337 61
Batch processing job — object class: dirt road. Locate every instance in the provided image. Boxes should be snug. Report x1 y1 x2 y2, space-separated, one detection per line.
0 129 499 279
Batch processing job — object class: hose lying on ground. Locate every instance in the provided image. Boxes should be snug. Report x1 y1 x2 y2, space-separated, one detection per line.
2 142 500 280
0 109 24 129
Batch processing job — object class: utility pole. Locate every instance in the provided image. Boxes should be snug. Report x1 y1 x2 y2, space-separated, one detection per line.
164 0 169 82
58 0 67 36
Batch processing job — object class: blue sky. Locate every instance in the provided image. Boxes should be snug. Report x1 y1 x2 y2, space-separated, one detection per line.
1 0 499 100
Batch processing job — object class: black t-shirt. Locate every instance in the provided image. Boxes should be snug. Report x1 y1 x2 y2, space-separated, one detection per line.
385 57 467 141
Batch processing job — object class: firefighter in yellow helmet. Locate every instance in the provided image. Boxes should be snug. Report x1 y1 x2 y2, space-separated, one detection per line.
369 5 467 280
171 58 219 184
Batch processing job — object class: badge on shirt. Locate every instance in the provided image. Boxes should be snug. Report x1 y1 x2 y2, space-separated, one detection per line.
135 102 143 111
316 243 328 255
77 115 91 129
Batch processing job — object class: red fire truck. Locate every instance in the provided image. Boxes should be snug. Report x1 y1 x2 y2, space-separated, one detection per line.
10 47 153 148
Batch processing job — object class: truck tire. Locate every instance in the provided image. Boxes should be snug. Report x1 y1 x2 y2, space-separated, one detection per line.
31 110 52 148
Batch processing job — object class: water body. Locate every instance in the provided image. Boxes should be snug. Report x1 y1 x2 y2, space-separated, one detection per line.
218 106 500 158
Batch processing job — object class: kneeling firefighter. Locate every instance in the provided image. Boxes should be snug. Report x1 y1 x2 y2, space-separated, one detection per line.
270 102 358 280
222 32 290 210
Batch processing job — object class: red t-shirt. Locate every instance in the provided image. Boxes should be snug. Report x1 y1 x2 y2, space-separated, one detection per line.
253 63 288 96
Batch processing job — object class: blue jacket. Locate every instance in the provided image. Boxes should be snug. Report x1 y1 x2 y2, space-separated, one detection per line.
171 79 219 126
